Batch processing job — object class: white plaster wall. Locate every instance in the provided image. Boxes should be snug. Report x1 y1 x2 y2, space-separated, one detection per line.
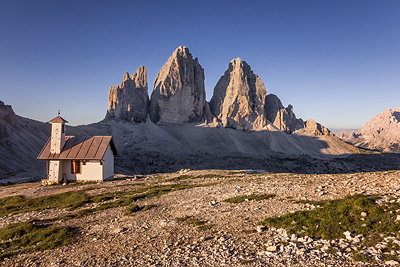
60 160 76 181
102 145 114 180
48 160 61 182
61 160 103 182
50 123 65 154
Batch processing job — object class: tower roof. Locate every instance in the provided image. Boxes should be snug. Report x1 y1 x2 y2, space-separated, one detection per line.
49 116 68 123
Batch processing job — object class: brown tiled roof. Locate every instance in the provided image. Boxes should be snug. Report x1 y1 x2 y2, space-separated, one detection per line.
37 136 117 160
49 116 68 123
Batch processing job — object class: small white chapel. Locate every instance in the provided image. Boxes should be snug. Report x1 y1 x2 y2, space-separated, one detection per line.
37 114 117 184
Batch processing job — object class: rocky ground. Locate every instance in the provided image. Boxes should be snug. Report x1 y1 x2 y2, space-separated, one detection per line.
1 169 400 266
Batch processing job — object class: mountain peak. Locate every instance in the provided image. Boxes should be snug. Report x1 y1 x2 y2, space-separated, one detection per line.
210 59 267 130
149 46 205 125
340 107 400 152
106 66 149 123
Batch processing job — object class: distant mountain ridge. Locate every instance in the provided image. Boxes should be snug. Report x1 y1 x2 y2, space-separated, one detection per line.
3 46 393 185
106 46 324 135
338 108 400 152
0 101 49 183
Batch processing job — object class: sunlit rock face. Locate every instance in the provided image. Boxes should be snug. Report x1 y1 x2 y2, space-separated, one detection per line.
107 66 148 123
265 94 304 134
296 119 333 136
210 58 267 130
340 108 400 152
149 46 206 125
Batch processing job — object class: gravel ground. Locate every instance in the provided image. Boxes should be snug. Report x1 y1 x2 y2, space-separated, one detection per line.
1 169 400 266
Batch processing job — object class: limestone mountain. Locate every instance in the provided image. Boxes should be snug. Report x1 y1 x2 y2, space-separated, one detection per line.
1 46 383 185
106 66 148 123
0 101 49 184
149 46 206 125
296 119 333 136
339 108 400 152
265 94 304 134
210 58 267 130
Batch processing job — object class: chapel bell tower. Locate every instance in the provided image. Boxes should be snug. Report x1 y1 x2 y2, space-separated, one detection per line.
49 112 68 154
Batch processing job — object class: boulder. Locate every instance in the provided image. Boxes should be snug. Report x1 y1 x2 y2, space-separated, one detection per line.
210 58 267 130
149 46 205 125
265 94 304 134
106 66 148 123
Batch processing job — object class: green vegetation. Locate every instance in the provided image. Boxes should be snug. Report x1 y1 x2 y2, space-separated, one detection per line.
142 204 155 211
262 194 400 262
0 181 218 219
0 221 71 261
123 204 140 215
176 216 211 231
123 204 155 216
242 229 257 234
0 191 90 217
0 179 219 260
224 194 276 203
167 174 223 182
239 259 252 265
357 147 378 154
325 247 337 254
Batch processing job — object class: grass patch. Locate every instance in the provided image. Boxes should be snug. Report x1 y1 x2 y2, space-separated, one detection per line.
123 204 158 216
325 247 337 254
176 216 211 230
88 183 216 218
167 175 191 181
0 191 90 217
123 204 140 216
224 194 276 203
352 253 374 263
0 221 71 261
240 259 252 265
1 181 218 228
262 194 400 262
195 174 224 179
142 204 155 211
242 229 257 234
167 174 223 182
0 181 220 261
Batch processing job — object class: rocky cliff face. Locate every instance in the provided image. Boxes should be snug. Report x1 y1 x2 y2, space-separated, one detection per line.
340 108 400 152
0 101 18 139
265 94 304 134
337 130 360 143
149 46 205 125
210 58 267 130
106 66 148 123
0 101 49 184
296 119 333 136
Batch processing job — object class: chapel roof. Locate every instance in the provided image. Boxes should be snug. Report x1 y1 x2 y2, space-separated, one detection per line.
37 136 117 160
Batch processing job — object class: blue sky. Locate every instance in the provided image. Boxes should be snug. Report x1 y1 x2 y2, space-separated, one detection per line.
1 0 399 130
